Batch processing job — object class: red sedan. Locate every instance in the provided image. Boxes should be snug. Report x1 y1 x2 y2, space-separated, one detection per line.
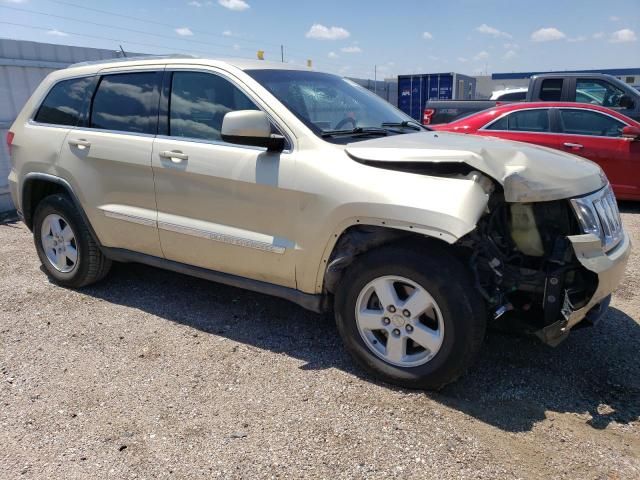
431 102 640 200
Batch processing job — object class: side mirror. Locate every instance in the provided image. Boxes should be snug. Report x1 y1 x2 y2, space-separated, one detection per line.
621 125 640 140
619 94 635 109
221 110 285 152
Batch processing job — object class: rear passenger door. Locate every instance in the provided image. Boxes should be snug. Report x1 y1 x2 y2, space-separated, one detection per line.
151 67 298 287
481 108 560 149
59 69 164 257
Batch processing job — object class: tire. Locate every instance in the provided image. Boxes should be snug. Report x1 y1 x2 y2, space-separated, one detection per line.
334 243 486 390
33 194 111 288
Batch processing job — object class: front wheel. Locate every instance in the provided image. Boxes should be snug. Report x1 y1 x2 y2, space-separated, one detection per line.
334 244 486 390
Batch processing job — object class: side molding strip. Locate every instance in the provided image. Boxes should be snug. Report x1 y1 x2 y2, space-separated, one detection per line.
157 220 286 254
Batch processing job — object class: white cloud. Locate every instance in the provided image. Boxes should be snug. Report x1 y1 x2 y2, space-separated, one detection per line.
328 51 339 59
46 29 68 37
610 29 637 43
427 55 439 61
593 32 605 39
503 42 519 49
503 49 517 60
2 0 29 3
232 43 241 50
223 30 233 36
531 27 566 42
476 23 512 38
188 1 202 6
341 45 362 53
175 27 194 36
305 24 350 40
609 15 620 22
568 35 587 42
422 31 433 40
473 50 489 61
457 57 468 63
218 0 249 11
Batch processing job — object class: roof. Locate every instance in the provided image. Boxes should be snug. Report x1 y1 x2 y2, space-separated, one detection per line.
475 101 640 126
492 68 640 80
64 55 311 74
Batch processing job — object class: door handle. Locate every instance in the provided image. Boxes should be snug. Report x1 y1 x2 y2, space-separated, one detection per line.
563 142 583 150
159 150 188 163
68 139 91 150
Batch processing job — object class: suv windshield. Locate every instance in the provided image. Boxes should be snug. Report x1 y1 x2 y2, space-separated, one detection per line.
246 69 423 141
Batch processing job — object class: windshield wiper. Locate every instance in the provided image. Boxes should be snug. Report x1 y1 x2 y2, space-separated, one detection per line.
381 120 429 131
321 127 389 138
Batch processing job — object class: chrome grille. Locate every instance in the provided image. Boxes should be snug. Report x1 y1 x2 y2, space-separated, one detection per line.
571 185 624 252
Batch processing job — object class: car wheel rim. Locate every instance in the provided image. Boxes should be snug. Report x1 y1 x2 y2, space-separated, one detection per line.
355 275 445 368
40 213 78 274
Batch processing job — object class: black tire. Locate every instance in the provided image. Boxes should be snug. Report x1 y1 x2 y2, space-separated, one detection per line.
334 243 486 390
33 193 111 288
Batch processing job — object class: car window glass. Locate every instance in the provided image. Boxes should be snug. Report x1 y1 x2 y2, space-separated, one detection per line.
576 79 626 108
486 109 549 132
34 77 95 126
486 115 509 130
539 79 563 101
90 72 161 134
559 109 625 137
169 71 259 141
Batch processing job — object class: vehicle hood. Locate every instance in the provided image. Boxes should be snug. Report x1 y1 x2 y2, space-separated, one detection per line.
345 131 606 202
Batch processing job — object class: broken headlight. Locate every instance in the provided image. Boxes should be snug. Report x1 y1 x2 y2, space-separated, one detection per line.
570 185 623 252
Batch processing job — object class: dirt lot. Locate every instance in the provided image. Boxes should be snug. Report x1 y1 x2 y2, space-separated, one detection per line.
1 205 639 480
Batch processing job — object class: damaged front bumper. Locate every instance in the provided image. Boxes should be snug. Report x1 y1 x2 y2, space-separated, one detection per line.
536 231 631 346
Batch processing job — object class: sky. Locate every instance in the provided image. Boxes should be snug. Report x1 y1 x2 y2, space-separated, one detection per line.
1 0 639 79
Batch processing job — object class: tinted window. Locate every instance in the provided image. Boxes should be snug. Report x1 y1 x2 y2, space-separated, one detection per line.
559 109 625 137
90 72 161 134
575 79 626 108
486 109 549 132
169 71 258 141
539 78 563 101
35 77 95 126
496 91 526 101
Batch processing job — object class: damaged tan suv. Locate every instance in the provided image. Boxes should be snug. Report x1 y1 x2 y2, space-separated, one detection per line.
8 56 631 389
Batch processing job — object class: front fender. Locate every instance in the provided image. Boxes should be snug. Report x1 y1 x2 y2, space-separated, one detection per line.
295 175 491 295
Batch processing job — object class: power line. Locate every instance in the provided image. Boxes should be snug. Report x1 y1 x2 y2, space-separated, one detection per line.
38 0 375 71
0 5 277 56
0 21 253 59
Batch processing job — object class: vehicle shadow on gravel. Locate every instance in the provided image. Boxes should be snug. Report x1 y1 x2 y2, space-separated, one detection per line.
81 262 640 433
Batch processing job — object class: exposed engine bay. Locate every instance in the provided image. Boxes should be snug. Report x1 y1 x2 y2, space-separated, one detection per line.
459 194 598 343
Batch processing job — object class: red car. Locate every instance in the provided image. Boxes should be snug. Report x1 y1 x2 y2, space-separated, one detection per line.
431 102 640 200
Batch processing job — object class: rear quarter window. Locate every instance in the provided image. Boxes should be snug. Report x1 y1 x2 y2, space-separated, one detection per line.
34 76 96 126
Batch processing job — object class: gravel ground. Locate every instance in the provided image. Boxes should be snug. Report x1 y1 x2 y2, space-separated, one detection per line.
1 205 639 479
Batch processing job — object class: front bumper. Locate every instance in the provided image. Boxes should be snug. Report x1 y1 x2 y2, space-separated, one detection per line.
536 231 631 345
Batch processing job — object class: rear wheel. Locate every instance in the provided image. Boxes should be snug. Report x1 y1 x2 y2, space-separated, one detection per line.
33 194 111 288
335 244 486 390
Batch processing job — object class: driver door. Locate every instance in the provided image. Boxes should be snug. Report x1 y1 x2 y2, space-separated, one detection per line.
151 67 299 287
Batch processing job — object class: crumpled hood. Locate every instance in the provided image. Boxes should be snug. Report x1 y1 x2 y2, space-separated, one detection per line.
345 131 606 202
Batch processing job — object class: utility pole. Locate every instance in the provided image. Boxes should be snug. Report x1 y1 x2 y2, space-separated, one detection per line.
281 45 284 63
374 65 377 94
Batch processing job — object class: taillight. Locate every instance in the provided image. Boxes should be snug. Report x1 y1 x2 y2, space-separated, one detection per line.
423 108 435 125
6 131 14 156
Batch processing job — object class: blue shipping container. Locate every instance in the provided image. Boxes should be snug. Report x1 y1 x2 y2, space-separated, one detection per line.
397 73 476 121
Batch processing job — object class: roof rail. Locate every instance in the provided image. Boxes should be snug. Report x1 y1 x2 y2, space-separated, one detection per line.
68 54 198 68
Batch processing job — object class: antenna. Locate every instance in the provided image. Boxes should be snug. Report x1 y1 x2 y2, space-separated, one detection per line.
119 45 127 57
